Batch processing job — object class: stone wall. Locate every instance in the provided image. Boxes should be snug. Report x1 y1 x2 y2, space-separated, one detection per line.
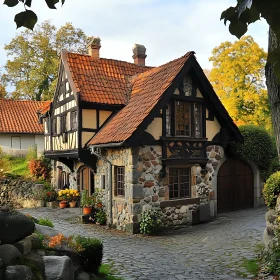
0 181 45 208
95 148 134 231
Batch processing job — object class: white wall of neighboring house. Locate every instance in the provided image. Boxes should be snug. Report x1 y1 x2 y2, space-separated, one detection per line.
0 133 44 157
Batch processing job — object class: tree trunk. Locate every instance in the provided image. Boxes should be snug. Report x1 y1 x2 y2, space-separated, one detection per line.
265 28 280 160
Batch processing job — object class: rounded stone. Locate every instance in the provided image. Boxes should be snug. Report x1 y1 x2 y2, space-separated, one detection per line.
0 208 35 244
0 244 22 267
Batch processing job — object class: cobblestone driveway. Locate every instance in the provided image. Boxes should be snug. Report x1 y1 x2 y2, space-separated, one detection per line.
20 206 267 280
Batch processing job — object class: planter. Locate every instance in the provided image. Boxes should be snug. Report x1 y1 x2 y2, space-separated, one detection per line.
46 201 59 208
96 202 103 209
59 202 68 209
36 200 45 207
69 201 77 208
83 207 93 215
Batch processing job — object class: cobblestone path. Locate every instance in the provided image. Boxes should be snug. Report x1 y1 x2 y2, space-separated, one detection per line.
20 206 266 280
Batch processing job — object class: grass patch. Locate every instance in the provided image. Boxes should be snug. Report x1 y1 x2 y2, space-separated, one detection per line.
37 217 54 228
95 263 123 280
3 155 30 178
242 258 259 277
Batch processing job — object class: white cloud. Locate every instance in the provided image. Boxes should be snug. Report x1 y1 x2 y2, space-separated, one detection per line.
0 0 268 71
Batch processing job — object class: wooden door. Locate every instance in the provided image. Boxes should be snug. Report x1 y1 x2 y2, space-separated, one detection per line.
217 158 254 213
79 167 94 194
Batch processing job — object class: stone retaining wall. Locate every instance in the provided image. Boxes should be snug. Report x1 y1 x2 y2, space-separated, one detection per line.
0 181 45 208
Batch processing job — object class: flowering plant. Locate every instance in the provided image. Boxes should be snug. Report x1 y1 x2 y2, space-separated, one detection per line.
58 189 80 202
43 187 58 202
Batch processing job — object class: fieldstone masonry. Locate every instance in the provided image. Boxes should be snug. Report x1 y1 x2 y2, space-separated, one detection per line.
55 144 225 232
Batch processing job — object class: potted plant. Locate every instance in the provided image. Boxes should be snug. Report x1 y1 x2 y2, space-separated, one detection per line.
95 209 107 225
44 186 58 208
81 191 96 215
57 189 70 208
68 189 80 208
96 198 103 209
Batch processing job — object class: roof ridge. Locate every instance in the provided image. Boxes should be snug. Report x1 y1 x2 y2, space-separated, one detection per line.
0 98 48 103
64 50 153 69
130 51 194 84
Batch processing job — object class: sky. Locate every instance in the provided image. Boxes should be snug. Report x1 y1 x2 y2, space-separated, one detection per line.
0 0 268 72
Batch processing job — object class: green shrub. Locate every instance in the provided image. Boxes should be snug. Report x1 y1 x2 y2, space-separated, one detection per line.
96 210 107 225
140 208 163 235
227 125 279 181
263 171 280 209
73 235 103 273
37 217 54 228
261 229 280 276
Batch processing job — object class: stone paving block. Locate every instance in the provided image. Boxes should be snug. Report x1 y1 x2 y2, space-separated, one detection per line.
19 206 267 280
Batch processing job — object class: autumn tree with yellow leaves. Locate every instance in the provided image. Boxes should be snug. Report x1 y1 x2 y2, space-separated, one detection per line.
209 36 271 130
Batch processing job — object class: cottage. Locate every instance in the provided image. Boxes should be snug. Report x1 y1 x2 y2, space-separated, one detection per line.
40 37 264 233
0 99 47 157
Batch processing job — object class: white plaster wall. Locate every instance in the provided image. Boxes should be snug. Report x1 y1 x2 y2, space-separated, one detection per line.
0 133 43 157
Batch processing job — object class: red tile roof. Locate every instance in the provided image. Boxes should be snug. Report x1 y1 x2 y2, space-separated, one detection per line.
65 52 151 105
89 52 194 145
37 100 52 116
0 99 46 133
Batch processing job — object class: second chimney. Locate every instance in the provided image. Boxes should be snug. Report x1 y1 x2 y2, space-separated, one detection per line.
87 37 101 59
132 44 147 66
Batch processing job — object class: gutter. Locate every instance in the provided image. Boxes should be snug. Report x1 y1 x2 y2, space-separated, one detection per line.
88 141 125 149
90 146 113 225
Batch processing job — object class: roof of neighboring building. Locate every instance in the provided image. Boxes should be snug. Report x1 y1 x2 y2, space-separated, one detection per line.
89 52 194 145
64 52 152 105
37 100 52 116
0 99 46 133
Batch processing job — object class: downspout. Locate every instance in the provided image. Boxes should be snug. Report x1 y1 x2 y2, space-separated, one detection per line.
90 147 113 225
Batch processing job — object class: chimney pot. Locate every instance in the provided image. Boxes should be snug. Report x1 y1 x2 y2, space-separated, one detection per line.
87 37 101 59
132 44 147 66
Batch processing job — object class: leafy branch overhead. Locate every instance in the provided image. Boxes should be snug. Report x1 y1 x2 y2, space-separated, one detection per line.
3 0 66 30
221 0 280 80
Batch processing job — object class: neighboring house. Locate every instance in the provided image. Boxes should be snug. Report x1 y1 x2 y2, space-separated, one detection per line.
40 37 264 233
0 99 47 157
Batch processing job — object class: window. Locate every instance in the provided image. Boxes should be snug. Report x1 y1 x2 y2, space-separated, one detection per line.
175 101 191 136
71 111 77 130
52 118 57 134
169 168 190 199
166 104 171 136
61 115 67 133
166 101 203 138
116 166 125 196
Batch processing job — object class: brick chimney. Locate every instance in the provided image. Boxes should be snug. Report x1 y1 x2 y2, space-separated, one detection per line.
132 44 147 66
87 37 101 59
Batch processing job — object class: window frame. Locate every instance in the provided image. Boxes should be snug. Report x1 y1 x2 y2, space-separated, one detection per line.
168 167 191 199
166 100 204 138
115 166 125 197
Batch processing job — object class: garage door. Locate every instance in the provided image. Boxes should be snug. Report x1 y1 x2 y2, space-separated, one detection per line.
217 158 254 213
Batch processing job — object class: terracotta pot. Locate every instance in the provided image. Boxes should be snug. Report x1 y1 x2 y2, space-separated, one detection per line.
59 202 68 209
69 201 76 208
83 207 93 215
97 202 103 209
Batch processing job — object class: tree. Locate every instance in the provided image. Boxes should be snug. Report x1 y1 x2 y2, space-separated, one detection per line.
221 0 280 159
0 70 8 99
209 36 271 130
3 0 65 30
4 21 92 101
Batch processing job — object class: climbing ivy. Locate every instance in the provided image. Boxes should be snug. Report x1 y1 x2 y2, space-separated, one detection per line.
227 125 279 180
